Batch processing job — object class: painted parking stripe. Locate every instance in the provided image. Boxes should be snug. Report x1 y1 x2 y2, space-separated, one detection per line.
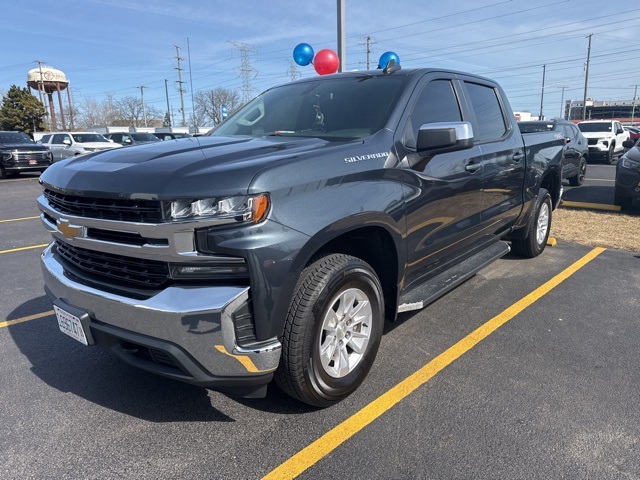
0 244 49 255
0 216 40 223
0 310 54 329
263 247 606 479
561 201 621 212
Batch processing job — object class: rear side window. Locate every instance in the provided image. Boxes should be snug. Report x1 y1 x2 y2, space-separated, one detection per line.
465 82 507 142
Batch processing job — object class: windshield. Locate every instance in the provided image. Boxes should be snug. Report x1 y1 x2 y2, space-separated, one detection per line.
518 122 555 133
578 123 611 133
131 133 159 141
71 133 109 143
209 75 408 141
0 131 34 144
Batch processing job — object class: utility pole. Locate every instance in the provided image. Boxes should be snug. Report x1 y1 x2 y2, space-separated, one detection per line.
187 38 196 128
135 85 147 127
175 45 186 127
230 41 258 104
164 79 172 127
631 84 638 125
539 64 546 120
359 36 376 69
337 0 346 72
582 34 592 121
35 61 49 130
559 86 567 119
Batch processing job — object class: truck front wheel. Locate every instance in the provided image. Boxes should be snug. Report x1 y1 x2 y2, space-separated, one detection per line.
512 188 552 258
276 254 384 407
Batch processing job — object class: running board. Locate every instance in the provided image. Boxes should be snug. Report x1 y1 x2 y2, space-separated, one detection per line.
398 240 510 313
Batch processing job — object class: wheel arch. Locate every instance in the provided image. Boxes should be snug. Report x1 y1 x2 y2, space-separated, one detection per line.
306 225 401 322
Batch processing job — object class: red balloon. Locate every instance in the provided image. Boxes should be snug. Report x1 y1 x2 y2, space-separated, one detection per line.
314 49 340 75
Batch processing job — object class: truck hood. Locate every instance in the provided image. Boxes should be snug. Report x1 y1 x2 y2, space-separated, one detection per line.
1 143 49 151
580 131 614 139
80 142 122 150
40 135 342 199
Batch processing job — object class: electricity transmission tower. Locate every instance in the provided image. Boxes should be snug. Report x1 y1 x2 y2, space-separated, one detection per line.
287 61 301 82
230 42 258 104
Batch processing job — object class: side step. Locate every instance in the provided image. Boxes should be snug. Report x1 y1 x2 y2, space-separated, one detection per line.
398 240 510 313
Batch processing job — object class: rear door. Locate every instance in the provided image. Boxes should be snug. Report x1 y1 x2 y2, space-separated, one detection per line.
49 134 70 161
459 79 525 233
396 74 487 290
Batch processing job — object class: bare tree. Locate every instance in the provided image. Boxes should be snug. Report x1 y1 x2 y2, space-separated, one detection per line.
113 96 162 127
194 88 241 126
74 97 116 129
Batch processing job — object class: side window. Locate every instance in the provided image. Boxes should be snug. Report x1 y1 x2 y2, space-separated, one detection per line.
404 79 462 149
51 134 65 144
562 125 573 141
40 134 51 143
465 82 507 142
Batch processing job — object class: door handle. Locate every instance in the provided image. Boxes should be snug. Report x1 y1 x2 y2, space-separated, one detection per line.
513 152 524 162
465 162 482 173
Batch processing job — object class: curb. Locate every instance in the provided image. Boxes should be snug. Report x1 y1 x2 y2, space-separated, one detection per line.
561 201 621 212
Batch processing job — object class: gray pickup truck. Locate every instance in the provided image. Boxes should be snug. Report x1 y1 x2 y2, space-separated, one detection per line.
38 66 563 407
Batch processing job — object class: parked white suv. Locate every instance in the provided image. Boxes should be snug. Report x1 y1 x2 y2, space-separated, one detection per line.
577 120 630 164
39 132 121 162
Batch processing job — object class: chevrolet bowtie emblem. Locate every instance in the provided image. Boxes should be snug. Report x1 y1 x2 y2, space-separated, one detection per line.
57 219 83 240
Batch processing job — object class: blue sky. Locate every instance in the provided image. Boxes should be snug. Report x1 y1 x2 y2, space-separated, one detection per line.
2 0 639 122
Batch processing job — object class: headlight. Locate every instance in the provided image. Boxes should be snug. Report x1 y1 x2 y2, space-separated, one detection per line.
620 156 640 170
169 193 270 223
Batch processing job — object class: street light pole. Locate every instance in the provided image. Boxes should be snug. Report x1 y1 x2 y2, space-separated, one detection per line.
539 64 546 120
631 84 638 125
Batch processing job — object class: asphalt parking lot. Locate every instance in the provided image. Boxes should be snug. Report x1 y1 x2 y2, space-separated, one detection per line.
2 173 639 479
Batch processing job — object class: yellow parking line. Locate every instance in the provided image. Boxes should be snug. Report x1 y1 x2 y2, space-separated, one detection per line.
561 201 621 212
0 244 49 255
0 310 54 329
0 216 40 223
263 247 606 480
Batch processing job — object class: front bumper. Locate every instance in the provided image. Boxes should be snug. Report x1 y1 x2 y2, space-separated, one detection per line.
616 168 640 199
41 245 281 394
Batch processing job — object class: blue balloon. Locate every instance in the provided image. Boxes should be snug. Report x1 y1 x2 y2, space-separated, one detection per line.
378 51 400 69
293 43 315 67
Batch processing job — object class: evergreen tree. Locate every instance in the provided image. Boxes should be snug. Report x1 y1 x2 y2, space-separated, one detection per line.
0 85 46 135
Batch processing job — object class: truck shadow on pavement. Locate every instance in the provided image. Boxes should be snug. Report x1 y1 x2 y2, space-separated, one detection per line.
562 185 615 204
8 297 237 423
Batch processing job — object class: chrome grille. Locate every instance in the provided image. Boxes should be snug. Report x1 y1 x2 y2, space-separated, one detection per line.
54 240 170 289
44 189 164 223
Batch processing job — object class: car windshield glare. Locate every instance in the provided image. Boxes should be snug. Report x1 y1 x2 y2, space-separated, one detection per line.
518 122 554 133
0 132 34 144
72 133 109 143
578 123 612 133
209 75 408 141
132 133 159 141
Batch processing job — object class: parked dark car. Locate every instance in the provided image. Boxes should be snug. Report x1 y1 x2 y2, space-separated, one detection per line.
518 120 588 186
0 131 53 178
615 139 640 209
153 132 193 141
105 132 160 146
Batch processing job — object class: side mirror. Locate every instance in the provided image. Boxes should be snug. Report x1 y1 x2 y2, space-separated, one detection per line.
416 121 474 156
124 138 132 144
62 139 72 146
622 139 635 149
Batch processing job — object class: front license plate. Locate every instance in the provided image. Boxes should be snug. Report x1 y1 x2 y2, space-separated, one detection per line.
54 304 89 345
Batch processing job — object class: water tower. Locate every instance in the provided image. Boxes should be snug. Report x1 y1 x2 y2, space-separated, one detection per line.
27 65 74 131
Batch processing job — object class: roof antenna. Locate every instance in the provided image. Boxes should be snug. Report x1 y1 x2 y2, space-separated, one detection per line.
382 59 401 74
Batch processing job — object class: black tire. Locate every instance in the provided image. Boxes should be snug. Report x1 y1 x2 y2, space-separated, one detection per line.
512 188 552 258
568 156 587 186
604 144 614 164
0 166 6 179
275 254 384 407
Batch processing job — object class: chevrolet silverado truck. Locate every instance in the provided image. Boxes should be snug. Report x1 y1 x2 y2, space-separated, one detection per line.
38 66 564 407
0 131 53 178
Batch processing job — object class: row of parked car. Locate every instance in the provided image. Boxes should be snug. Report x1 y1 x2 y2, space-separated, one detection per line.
516 119 639 208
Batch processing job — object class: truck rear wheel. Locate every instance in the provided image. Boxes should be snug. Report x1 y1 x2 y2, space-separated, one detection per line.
568 157 587 186
275 254 384 407
512 188 552 258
